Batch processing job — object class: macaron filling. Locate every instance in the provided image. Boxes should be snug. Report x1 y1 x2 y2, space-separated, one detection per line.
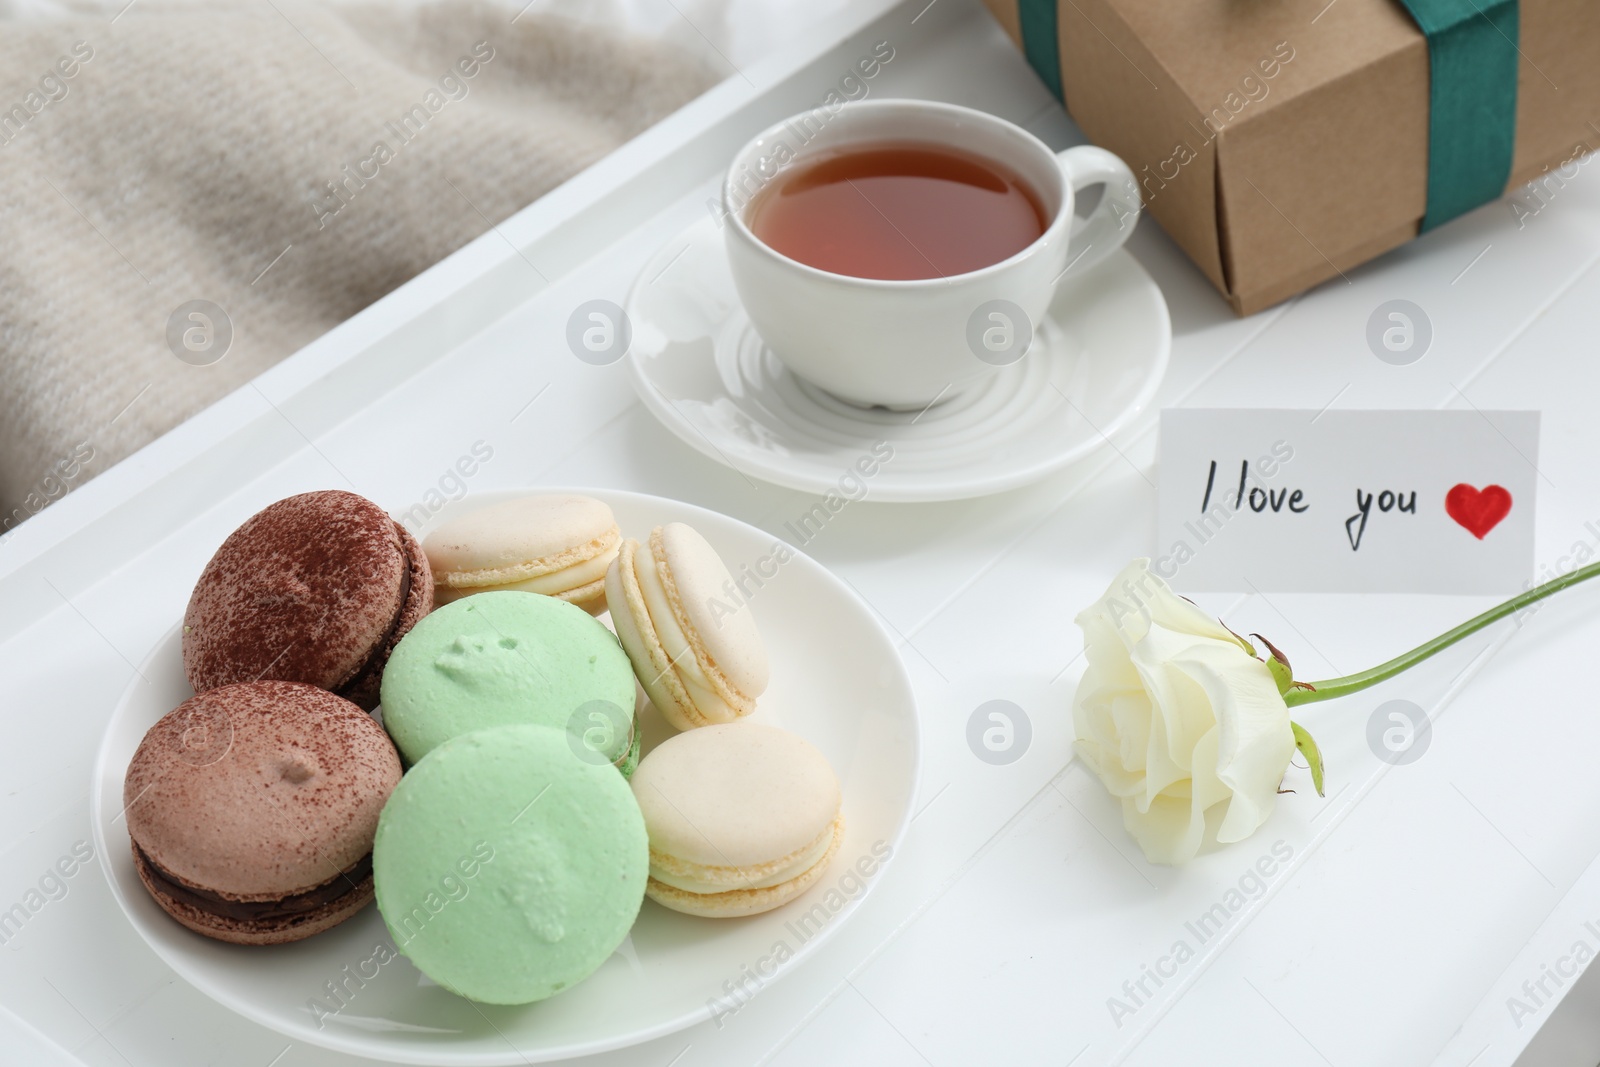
436 542 617 604
135 845 372 923
631 544 742 724
607 540 696 727
647 819 838 894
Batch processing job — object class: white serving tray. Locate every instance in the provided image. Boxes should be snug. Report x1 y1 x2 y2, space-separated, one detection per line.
5 0 1600 1064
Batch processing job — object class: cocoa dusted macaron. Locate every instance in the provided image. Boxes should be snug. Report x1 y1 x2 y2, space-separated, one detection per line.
124 681 402 945
183 490 432 710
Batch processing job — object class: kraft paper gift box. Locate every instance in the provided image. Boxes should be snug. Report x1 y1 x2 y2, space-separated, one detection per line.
983 0 1600 314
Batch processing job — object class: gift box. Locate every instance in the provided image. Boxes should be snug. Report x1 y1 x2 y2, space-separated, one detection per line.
983 0 1600 314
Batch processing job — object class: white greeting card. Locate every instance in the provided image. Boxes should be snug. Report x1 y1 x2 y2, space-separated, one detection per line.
1155 409 1540 594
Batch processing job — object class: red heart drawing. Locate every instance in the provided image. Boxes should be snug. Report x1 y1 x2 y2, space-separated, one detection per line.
1445 483 1512 540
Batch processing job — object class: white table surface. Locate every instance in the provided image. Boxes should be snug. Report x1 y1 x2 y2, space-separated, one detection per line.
4 1 1599 1065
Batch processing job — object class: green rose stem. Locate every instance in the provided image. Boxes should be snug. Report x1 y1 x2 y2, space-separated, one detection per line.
1282 559 1600 708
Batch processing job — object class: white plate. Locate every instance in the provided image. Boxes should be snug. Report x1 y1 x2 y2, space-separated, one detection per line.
625 215 1170 501
91 488 920 1065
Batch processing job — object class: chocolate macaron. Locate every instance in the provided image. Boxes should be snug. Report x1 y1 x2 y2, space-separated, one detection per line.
183 490 432 710
124 681 402 945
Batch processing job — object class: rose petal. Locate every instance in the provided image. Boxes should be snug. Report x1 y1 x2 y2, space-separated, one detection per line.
1112 691 1150 775
1166 641 1294 844
1076 559 1242 647
1125 629 1222 807
1074 738 1142 796
1123 727 1236 864
1121 792 1197 865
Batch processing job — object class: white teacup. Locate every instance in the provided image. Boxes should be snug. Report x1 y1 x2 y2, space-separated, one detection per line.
721 99 1141 410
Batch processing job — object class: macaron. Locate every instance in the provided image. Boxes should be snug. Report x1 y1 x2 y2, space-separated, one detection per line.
423 495 621 614
379 590 640 774
372 724 648 1004
123 681 402 945
605 523 769 732
631 723 842 918
182 490 433 711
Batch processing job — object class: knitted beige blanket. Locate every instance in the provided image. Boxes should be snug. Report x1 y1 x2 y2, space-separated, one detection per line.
0 1 714 528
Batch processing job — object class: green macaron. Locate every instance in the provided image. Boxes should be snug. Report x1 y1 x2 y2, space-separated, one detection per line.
379 590 639 774
372 724 648 1004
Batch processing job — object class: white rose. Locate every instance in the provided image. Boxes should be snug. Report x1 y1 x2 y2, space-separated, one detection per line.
1071 559 1296 865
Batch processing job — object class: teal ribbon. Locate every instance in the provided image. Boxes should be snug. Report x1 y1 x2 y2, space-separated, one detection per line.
1017 0 1063 102
1392 0 1520 230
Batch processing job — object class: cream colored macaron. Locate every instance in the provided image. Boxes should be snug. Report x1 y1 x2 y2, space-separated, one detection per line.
631 723 842 917
605 522 769 731
423 495 620 614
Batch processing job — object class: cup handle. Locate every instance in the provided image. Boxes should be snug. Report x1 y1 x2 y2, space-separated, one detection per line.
1055 145 1141 278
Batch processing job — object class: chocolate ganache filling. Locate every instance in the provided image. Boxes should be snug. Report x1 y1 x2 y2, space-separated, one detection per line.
137 845 372 923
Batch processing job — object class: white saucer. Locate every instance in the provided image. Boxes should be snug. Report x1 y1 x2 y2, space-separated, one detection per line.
91 489 919 1065
625 216 1171 502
